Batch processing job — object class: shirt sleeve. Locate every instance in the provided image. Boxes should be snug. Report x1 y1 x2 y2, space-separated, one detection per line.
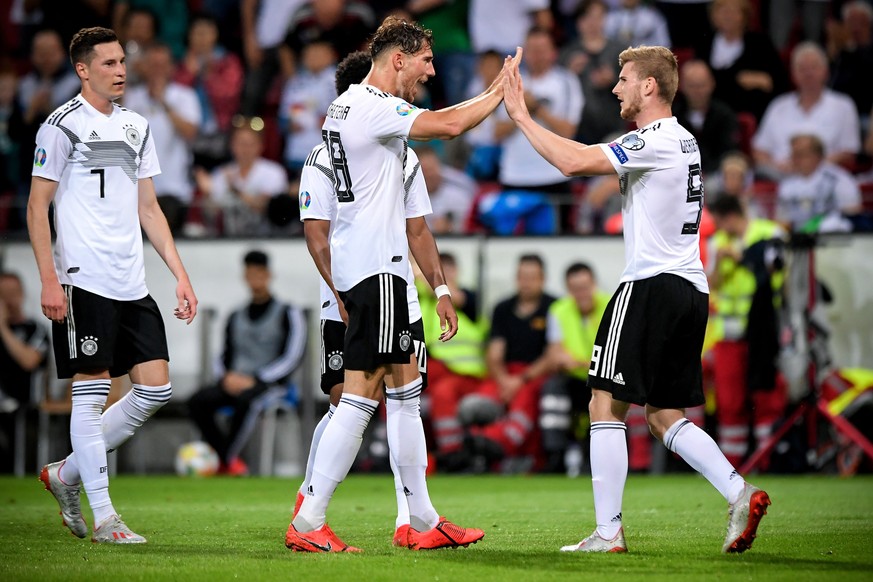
31 123 71 181
367 96 425 141
598 130 659 175
137 123 161 179
299 150 336 222
404 149 432 218
835 171 861 211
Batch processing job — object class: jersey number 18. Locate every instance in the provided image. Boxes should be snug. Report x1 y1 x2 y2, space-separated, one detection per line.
322 130 354 203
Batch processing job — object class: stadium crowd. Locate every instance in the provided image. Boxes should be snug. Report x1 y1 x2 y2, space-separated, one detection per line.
2 0 872 476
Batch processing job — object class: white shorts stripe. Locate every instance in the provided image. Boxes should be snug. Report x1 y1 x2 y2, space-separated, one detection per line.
387 275 394 353
320 319 326 375
65 285 77 359
601 283 627 378
603 282 633 379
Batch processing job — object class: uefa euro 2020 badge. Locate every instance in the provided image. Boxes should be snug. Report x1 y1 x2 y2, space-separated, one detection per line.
80 336 99 356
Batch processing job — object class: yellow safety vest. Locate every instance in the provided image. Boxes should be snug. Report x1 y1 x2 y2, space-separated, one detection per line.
711 219 783 341
547 292 610 380
418 282 488 379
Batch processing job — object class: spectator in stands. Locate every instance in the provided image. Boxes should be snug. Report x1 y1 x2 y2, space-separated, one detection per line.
468 0 552 56
113 0 188 59
278 38 337 178
15 30 80 230
654 0 712 50
674 59 740 175
827 1 873 122
559 0 626 145
174 13 245 170
240 0 306 116
188 250 307 476
695 0 788 123
768 0 829 53
707 151 766 219
753 42 861 180
416 145 477 234
0 69 25 231
463 50 504 181
708 195 787 468
466 254 556 470
482 27 583 234
118 6 158 88
19 30 80 126
420 253 489 471
124 43 202 234
409 0 475 109
194 122 289 237
604 0 671 49
281 0 375 75
776 134 863 233
0 271 49 415
539 262 609 473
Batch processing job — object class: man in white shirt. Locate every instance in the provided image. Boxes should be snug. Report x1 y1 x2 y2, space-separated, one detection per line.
604 0 672 48
777 134 863 233
502 45 770 554
752 42 861 180
486 27 584 234
416 144 476 233
124 43 201 233
469 0 552 55
287 16 519 554
27 27 197 544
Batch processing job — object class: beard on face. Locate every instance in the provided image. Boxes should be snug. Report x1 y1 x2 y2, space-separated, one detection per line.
619 88 642 120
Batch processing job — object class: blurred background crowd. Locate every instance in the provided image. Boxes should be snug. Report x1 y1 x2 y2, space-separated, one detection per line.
2 0 872 478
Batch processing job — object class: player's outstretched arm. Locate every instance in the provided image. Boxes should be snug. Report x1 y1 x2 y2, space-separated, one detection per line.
502 57 614 177
408 48 522 142
406 216 457 341
26 177 66 323
138 177 198 324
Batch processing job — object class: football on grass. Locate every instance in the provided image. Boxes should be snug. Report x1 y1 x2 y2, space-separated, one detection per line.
175 441 220 477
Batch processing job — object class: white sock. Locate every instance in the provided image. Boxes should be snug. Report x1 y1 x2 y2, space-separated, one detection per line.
293 394 378 532
385 378 438 532
389 449 410 528
664 418 746 504
590 421 628 540
300 404 336 495
61 383 172 484
69 380 116 525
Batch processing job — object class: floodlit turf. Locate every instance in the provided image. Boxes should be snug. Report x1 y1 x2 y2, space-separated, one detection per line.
1 474 871 581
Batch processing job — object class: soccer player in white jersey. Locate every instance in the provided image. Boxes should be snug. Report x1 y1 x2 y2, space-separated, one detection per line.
501 45 771 554
27 27 198 544
286 17 520 553
295 51 438 549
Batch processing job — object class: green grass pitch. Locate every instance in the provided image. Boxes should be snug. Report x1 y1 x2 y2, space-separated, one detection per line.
1 474 871 581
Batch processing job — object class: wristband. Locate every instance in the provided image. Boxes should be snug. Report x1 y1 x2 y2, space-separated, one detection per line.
434 285 451 299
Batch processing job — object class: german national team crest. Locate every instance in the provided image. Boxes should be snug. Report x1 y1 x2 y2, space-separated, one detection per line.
124 124 141 147
398 331 412 351
81 335 99 356
328 350 343 371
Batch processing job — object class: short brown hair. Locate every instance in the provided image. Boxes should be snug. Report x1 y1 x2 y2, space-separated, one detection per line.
618 45 679 104
790 134 825 158
369 15 433 60
69 27 119 67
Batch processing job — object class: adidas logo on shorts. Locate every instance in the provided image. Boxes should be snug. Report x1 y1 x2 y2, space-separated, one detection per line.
612 372 626 385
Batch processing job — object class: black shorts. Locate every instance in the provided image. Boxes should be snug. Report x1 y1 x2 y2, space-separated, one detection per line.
52 285 169 379
339 273 415 371
319 316 428 394
587 274 708 409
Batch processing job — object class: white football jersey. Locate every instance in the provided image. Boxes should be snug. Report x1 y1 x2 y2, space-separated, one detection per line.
299 143 431 323
321 83 425 292
32 95 160 301
599 117 709 293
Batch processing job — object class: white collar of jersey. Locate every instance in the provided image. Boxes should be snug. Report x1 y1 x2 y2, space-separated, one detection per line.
77 93 116 119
